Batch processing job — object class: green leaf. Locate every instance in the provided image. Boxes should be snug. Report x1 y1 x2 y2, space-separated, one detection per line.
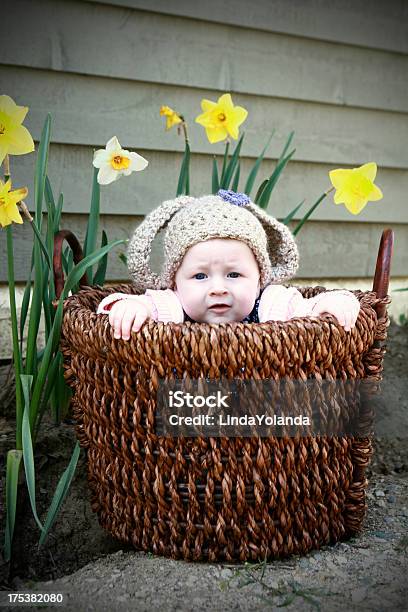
221 134 244 189
39 442 81 546
39 346 62 412
34 114 52 232
30 240 125 434
176 141 191 196
29 220 52 270
212 156 219 193
244 131 274 196
293 192 327 236
254 179 268 204
4 450 23 562
257 149 295 209
220 141 230 185
280 130 295 160
26 116 51 374
118 252 128 267
44 176 56 213
231 160 241 191
19 272 32 354
21 375 44 532
93 230 108 285
280 200 305 225
83 167 101 283
54 193 64 231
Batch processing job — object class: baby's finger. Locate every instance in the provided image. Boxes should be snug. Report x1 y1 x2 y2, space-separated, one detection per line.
131 311 148 333
108 302 126 338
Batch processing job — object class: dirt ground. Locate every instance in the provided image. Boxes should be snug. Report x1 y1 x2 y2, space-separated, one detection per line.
0 322 407 611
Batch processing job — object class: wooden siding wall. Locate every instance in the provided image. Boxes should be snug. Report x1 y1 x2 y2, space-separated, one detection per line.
1 0 407 282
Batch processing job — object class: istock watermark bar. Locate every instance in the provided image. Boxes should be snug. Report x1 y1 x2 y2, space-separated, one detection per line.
155 377 408 438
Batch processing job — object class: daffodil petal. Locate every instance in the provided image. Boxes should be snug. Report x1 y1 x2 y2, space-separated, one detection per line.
0 95 19 115
201 99 216 112
195 111 212 126
0 142 8 165
231 106 248 126
10 104 29 124
206 125 228 144
0 208 12 227
6 125 35 155
106 136 121 153
7 202 24 224
368 184 383 201
227 123 239 140
344 198 368 215
218 93 234 110
129 152 149 171
329 169 351 190
358 162 377 182
333 189 346 204
9 186 28 205
93 149 111 168
97 165 118 185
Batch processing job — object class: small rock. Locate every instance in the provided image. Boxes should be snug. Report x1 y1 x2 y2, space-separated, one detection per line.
384 516 394 524
388 495 396 503
352 587 368 603
375 490 385 497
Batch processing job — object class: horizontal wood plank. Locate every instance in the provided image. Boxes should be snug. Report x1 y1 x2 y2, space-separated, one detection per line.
84 0 408 54
2 0 407 112
1 214 406 282
10 143 408 223
4 66 408 169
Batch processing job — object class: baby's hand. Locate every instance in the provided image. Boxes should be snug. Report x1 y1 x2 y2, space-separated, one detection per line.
312 292 360 332
108 298 151 340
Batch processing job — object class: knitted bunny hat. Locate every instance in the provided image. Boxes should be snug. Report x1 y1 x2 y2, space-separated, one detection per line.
127 190 299 293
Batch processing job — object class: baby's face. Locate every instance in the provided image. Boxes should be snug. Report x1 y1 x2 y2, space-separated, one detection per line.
174 239 260 323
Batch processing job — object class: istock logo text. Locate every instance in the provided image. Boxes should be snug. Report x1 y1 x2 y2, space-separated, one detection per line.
168 390 230 408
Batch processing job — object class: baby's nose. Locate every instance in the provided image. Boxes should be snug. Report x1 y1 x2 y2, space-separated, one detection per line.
209 282 228 295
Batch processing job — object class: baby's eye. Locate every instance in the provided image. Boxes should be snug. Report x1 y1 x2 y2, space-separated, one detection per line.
227 272 241 278
193 273 207 280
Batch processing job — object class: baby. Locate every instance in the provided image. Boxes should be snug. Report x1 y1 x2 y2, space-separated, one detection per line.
97 190 360 339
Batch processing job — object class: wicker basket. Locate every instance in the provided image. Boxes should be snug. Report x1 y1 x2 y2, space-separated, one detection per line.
55 230 393 562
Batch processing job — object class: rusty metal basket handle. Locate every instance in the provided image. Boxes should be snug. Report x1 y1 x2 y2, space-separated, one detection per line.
53 230 89 300
372 228 394 319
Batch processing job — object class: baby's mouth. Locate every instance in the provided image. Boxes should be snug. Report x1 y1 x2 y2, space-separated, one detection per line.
208 304 231 312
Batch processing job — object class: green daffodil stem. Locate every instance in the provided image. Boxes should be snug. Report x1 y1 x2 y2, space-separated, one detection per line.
4 156 23 449
293 186 335 236
180 119 189 145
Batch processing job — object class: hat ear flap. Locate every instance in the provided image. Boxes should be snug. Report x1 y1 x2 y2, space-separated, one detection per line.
127 195 194 292
247 203 299 283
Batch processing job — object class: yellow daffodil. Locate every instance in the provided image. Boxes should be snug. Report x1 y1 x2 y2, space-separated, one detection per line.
93 136 148 185
329 162 383 215
0 95 35 165
195 93 248 144
0 179 28 227
160 105 182 130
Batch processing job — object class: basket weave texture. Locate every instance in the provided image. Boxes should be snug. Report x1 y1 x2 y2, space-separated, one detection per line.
60 284 389 561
